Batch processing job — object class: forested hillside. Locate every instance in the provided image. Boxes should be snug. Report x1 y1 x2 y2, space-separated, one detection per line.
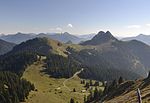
78 31 150 78
0 52 38 76
45 54 82 78
0 71 34 103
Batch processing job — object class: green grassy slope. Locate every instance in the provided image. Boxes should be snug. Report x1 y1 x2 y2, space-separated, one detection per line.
22 57 89 103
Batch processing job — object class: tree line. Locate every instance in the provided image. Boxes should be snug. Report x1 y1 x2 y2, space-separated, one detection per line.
45 54 82 78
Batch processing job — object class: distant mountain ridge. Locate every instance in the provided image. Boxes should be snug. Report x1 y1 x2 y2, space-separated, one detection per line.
122 34 150 45
0 32 35 44
37 32 84 43
77 33 96 40
0 32 86 44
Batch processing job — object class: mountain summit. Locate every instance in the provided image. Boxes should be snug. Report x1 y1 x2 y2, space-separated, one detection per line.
81 31 118 45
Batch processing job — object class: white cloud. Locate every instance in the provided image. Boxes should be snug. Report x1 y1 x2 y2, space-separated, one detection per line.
127 25 141 29
50 27 62 31
146 24 150 27
67 24 73 28
56 27 62 31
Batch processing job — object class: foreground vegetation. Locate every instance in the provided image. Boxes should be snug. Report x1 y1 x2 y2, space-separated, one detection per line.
103 73 150 103
0 71 34 103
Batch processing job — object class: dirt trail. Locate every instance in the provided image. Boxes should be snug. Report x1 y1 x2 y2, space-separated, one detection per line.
63 68 84 91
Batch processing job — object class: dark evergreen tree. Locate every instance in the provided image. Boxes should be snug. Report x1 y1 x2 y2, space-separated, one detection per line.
118 76 124 84
83 80 85 84
85 82 90 88
90 80 93 86
70 98 75 103
94 81 99 86
94 87 99 99
73 88 76 92
103 79 118 96
81 80 83 84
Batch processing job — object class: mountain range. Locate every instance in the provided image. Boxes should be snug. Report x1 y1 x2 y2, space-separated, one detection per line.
1 31 150 103
0 32 90 44
122 34 150 45
37 32 85 43
1 31 150 81
0 32 35 44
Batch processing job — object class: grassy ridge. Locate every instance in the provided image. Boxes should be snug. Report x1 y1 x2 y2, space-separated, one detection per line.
104 79 150 103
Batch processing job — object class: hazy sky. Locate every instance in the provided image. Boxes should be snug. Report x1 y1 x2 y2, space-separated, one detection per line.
0 0 150 37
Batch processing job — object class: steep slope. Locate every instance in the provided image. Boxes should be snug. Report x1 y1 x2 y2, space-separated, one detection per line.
122 34 150 45
78 31 150 78
68 46 141 81
103 74 150 103
42 31 146 80
115 40 150 71
0 39 15 55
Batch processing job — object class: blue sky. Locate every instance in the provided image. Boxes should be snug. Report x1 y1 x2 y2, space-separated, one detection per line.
0 0 150 37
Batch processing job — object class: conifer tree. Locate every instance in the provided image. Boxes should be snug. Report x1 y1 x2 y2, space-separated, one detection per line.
70 98 75 103
118 76 124 84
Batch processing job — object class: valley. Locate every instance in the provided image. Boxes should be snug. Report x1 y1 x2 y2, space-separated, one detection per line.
22 56 102 103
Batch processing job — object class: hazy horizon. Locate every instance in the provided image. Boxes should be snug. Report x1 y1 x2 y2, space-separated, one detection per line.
0 31 149 38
